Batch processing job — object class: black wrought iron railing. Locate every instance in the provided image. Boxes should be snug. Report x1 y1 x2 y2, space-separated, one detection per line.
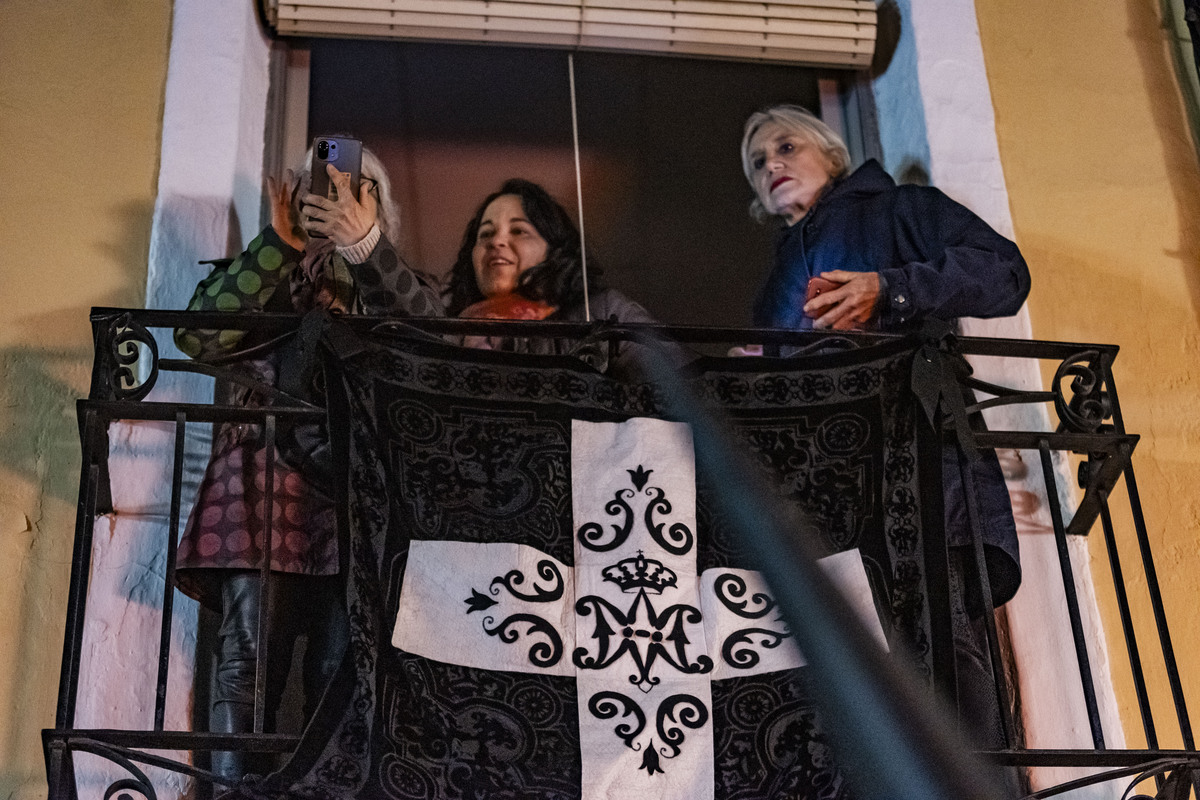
42 307 1200 800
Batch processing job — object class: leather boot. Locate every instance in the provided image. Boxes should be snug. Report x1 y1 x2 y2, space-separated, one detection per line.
209 698 265 782
209 572 273 782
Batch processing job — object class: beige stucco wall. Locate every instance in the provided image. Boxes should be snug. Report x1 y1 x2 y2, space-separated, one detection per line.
4 0 1199 794
0 3 171 796
976 0 1200 749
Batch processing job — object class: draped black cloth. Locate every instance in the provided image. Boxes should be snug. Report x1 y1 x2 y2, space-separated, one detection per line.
238 325 945 800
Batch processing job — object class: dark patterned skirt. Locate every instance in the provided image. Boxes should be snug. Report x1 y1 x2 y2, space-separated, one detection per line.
175 422 338 609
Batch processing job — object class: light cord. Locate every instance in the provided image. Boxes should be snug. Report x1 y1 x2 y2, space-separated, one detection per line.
568 52 591 322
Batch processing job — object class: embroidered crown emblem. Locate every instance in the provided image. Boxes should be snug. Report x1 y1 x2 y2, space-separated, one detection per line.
601 550 677 594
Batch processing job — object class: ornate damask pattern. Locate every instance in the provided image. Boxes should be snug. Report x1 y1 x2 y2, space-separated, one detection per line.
388 402 571 557
694 344 929 679
711 672 847 800
372 658 581 800
253 333 933 800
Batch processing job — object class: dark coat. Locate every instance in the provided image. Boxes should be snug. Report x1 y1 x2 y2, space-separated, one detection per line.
755 159 1030 334
754 159 1030 607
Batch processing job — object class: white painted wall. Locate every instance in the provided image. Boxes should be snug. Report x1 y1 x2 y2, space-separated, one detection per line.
904 1 1123 796
73 1 272 796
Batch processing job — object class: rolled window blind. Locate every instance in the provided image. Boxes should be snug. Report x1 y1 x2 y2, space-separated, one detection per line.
262 0 876 67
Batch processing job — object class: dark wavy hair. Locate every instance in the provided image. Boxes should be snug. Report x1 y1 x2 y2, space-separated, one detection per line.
445 179 604 315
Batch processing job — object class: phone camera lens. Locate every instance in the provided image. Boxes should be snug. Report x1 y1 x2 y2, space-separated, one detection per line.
316 140 329 159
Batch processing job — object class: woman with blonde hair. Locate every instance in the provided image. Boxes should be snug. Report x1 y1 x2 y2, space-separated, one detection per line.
740 103 1028 332
740 103 1030 765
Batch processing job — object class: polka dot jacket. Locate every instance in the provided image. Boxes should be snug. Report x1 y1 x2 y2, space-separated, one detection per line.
172 226 442 607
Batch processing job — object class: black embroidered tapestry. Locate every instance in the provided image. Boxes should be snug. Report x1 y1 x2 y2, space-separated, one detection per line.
258 330 939 800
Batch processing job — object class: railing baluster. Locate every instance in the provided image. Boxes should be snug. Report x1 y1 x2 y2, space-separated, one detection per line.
1102 365 1194 749
1097 491 1157 748
1119 456 1194 749
254 414 278 737
155 411 188 732
1038 439 1105 749
56 406 103 731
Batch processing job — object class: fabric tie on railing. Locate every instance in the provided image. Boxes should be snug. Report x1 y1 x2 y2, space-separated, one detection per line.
910 317 979 459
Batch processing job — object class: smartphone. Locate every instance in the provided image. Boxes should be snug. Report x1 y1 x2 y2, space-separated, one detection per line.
805 276 840 307
309 135 362 203
806 275 868 330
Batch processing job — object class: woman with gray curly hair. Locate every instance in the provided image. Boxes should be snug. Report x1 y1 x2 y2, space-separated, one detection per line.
173 145 440 782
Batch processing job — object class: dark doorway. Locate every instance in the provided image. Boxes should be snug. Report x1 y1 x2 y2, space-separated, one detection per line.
309 39 850 327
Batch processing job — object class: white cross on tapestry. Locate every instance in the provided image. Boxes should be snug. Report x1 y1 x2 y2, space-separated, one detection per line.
393 417 887 800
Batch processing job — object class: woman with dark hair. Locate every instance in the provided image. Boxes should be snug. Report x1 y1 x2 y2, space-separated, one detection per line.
446 179 600 316
442 179 660 375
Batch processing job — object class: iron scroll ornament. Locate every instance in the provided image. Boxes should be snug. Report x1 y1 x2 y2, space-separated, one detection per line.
107 313 159 402
59 737 160 800
1052 349 1111 434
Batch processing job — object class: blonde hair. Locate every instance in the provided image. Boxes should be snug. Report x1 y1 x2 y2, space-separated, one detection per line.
294 145 401 239
740 104 851 222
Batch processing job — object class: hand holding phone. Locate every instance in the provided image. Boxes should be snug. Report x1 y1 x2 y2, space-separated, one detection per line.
267 170 305 250
805 276 845 327
303 136 374 245
310 136 362 201
805 276 840 306
804 272 880 331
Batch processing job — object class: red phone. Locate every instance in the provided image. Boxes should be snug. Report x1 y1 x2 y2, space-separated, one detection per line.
805 276 862 330
805 276 840 306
